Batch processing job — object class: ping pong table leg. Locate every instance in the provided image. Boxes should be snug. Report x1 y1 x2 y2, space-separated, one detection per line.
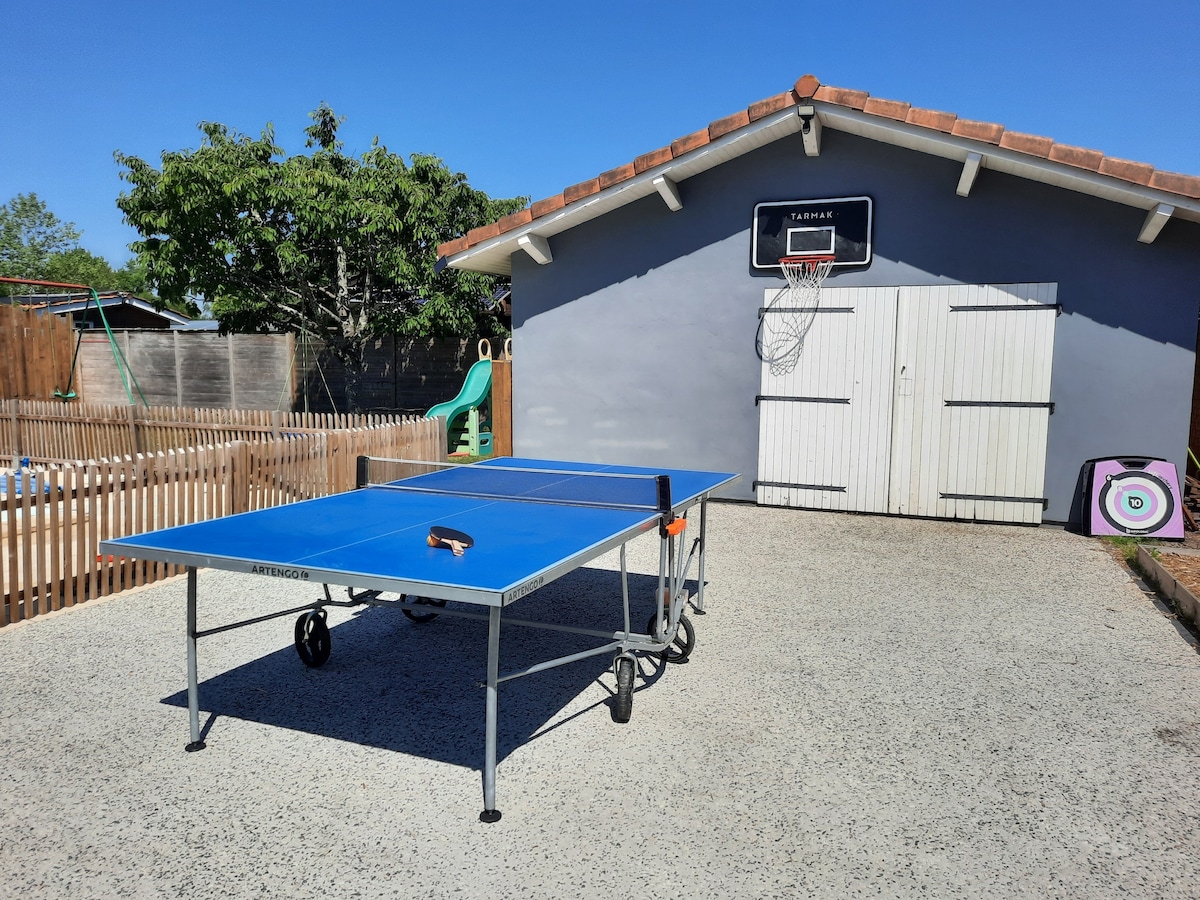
694 499 709 614
480 605 502 823
185 567 205 752
654 527 668 640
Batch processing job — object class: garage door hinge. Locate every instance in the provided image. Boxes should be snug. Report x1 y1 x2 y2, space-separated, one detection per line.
940 492 1049 510
944 400 1054 414
756 395 851 406
755 480 847 492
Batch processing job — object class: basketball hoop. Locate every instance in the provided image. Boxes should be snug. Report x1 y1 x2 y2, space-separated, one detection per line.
779 254 835 296
758 255 836 375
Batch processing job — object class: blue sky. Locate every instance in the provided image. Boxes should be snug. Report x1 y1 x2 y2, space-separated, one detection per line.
4 0 1198 268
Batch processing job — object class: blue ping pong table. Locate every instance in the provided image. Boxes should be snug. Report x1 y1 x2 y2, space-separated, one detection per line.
100 456 738 822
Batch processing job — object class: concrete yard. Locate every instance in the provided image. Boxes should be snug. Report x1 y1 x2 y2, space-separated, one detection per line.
1 502 1198 898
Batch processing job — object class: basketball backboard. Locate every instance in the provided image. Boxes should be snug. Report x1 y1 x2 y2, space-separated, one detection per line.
751 196 873 271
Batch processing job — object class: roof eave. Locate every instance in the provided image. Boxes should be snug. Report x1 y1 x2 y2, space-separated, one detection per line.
821 105 1200 224
442 106 803 276
442 102 1200 277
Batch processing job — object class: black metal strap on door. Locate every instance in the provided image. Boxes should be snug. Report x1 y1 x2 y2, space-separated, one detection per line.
758 306 855 317
940 492 1048 510
756 395 850 406
949 303 1061 315
944 400 1054 413
755 480 847 493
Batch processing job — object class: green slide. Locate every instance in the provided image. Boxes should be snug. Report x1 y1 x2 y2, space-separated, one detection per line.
427 357 493 455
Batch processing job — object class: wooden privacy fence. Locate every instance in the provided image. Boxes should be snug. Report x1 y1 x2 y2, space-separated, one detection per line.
0 305 79 401
1 416 445 627
1 399 420 462
76 330 488 415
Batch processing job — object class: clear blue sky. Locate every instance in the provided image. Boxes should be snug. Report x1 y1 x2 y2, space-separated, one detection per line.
4 0 1198 268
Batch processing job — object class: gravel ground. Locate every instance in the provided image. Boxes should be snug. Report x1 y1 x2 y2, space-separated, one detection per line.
2 502 1199 899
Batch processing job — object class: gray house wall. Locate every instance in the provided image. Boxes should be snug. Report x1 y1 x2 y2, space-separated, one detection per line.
510 130 1200 522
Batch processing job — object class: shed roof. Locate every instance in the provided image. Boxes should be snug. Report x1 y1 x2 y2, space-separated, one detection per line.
437 74 1200 276
14 291 196 327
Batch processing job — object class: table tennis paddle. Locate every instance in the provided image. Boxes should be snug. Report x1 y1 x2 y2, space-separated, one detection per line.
428 526 474 556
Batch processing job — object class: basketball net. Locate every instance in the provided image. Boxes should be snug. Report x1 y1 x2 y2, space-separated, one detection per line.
758 255 835 375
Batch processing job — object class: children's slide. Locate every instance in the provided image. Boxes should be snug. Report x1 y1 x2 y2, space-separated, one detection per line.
427 357 492 454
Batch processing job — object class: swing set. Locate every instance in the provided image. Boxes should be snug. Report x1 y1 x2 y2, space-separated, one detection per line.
0 276 148 406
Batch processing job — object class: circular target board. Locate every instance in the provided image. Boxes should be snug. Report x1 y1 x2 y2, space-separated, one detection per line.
1098 471 1175 535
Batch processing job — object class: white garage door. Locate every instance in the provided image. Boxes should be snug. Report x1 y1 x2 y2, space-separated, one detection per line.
756 283 1058 524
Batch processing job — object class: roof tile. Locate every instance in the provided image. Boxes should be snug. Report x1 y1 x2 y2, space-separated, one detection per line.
633 146 673 173
1047 143 1105 171
1097 157 1154 185
598 163 636 190
1149 170 1200 199
794 74 821 99
863 97 911 121
951 118 1005 144
440 74 1199 260
814 85 869 110
998 130 1055 157
437 236 469 258
530 194 566 218
466 222 501 245
495 208 533 233
709 110 750 140
671 128 711 157
906 107 957 132
563 178 601 204
748 91 799 122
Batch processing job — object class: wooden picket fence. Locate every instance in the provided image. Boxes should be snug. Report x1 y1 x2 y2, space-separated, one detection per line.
1 417 445 627
2 399 417 462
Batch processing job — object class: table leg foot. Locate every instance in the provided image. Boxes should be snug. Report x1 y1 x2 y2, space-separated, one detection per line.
185 741 207 752
479 809 502 824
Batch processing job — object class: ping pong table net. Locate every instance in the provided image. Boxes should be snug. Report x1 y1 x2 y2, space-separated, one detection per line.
357 456 673 514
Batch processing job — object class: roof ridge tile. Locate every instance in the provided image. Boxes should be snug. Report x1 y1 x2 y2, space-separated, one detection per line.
562 178 600 204
709 110 751 141
863 97 912 121
1148 170 1200 199
951 118 1005 144
1047 142 1106 171
905 107 958 132
998 130 1055 157
813 85 869 109
670 128 711 157
748 90 800 122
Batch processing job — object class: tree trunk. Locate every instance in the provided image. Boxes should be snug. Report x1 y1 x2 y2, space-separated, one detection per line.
341 338 365 414
331 243 366 413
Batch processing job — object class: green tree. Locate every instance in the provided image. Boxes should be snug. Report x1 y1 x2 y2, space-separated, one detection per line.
0 193 81 281
0 193 180 309
40 251 193 313
115 104 525 410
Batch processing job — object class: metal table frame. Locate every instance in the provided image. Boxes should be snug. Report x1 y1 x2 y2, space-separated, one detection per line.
177 493 720 821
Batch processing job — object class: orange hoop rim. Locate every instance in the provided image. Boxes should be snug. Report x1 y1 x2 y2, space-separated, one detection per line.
778 254 836 266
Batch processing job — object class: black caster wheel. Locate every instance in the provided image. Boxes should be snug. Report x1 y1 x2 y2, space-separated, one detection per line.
613 656 635 723
647 612 695 664
294 609 331 667
402 595 447 623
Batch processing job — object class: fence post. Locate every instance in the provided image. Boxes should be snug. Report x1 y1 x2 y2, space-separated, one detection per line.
491 358 512 457
328 431 345 493
228 333 237 409
126 404 140 456
230 440 251 514
5 399 19 463
173 330 184 406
